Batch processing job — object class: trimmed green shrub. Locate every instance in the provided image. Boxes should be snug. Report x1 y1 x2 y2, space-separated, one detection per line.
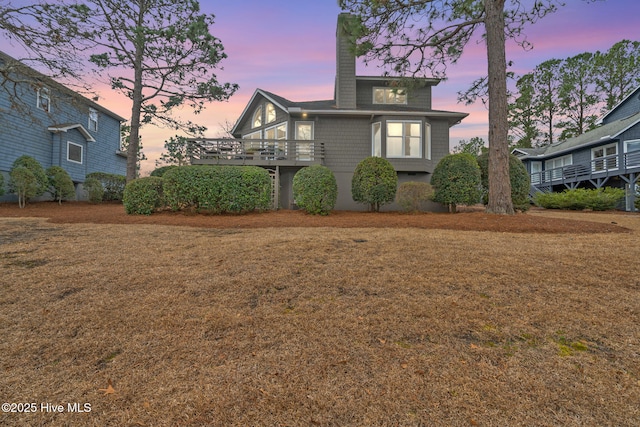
162 165 271 213
86 172 126 201
351 156 398 212
431 153 482 212
46 166 76 204
635 194 640 211
83 177 104 203
0 173 5 197
150 165 178 177
396 181 434 212
9 166 37 208
9 155 48 202
534 187 625 211
293 165 338 215
123 177 164 215
477 153 530 211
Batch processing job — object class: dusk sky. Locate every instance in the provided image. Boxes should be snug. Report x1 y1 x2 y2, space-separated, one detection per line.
5 1 640 174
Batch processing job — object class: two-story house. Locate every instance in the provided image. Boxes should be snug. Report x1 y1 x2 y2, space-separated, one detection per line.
513 85 640 211
0 51 126 201
188 13 468 210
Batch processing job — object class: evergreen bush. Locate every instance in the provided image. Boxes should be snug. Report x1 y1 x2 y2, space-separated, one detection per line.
396 181 434 212
477 153 530 211
431 153 482 212
351 156 398 212
123 176 165 215
46 166 76 204
86 172 126 201
162 165 271 213
0 173 5 197
83 177 104 203
293 165 338 215
150 165 178 177
534 187 625 211
9 156 48 207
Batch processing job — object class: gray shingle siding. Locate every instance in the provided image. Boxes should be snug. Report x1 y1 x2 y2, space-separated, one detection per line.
602 89 640 124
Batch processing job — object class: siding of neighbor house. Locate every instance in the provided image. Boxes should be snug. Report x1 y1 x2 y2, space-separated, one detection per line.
0 52 125 200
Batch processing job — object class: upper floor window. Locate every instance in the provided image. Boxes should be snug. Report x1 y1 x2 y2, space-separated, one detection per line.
265 123 287 140
266 103 276 124
386 121 421 158
88 108 98 132
37 87 51 112
252 106 262 128
67 141 83 164
592 143 618 172
373 87 407 105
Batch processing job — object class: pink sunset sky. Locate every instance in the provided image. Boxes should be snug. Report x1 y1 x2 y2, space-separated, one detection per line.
5 0 640 174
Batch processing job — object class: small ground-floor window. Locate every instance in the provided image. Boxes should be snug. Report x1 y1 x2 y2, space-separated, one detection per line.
67 141 83 164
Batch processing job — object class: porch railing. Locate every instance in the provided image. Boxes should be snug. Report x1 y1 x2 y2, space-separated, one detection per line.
530 151 640 185
187 138 325 165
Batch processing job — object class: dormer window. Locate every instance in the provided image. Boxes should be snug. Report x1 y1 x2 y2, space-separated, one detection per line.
373 87 407 105
266 103 276 124
252 106 262 128
88 108 98 132
37 87 50 112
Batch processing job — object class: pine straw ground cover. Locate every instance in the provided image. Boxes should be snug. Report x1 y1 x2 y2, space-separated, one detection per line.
0 204 639 426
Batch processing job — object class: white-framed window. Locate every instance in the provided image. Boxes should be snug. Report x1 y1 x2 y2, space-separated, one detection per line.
424 122 431 160
372 122 382 157
37 87 50 112
295 121 314 160
624 139 640 167
373 87 407 105
265 122 287 140
592 143 618 172
243 130 262 151
67 141 83 164
386 121 422 158
266 103 276 124
545 154 572 180
252 106 262 128
88 108 98 132
530 161 542 184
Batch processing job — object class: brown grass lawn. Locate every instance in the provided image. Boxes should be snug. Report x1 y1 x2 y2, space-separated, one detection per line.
1 203 639 426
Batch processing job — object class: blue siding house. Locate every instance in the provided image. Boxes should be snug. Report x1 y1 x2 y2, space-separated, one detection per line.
0 51 126 201
513 85 640 211
187 14 468 210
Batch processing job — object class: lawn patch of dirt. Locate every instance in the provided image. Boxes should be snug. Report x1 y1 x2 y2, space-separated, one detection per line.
0 201 631 233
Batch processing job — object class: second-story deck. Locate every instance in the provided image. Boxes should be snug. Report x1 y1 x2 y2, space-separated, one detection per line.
530 151 640 191
188 138 325 167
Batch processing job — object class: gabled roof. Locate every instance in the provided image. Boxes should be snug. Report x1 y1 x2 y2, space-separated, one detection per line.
0 50 126 122
48 123 96 142
514 111 640 160
232 88 468 135
597 85 640 124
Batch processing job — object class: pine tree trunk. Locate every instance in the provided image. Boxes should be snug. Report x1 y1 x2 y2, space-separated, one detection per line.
484 0 514 215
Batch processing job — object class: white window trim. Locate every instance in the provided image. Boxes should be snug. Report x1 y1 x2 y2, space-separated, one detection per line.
591 142 618 172
265 122 287 140
624 139 640 167
67 141 83 164
373 87 408 105
266 102 276 124
88 108 98 132
386 120 423 159
295 121 314 140
372 122 382 157
252 105 262 128
37 87 50 112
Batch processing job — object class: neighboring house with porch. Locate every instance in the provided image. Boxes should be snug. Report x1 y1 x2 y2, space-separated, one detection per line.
0 51 126 201
188 14 468 210
513 85 640 211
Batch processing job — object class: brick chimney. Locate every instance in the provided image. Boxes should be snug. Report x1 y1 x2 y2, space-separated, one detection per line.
335 13 357 109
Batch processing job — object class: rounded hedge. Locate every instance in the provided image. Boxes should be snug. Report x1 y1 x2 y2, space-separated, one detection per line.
150 165 178 177
293 165 337 215
10 155 48 199
162 165 271 213
351 156 398 212
477 153 530 211
0 172 5 197
123 176 165 215
430 153 482 212
83 177 104 203
9 166 37 208
534 187 625 211
396 181 434 212
47 166 76 203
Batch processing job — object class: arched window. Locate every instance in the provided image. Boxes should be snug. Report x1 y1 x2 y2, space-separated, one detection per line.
266 103 276 124
252 106 262 128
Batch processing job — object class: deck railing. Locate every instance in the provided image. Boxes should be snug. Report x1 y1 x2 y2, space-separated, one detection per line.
530 151 640 185
187 138 325 165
